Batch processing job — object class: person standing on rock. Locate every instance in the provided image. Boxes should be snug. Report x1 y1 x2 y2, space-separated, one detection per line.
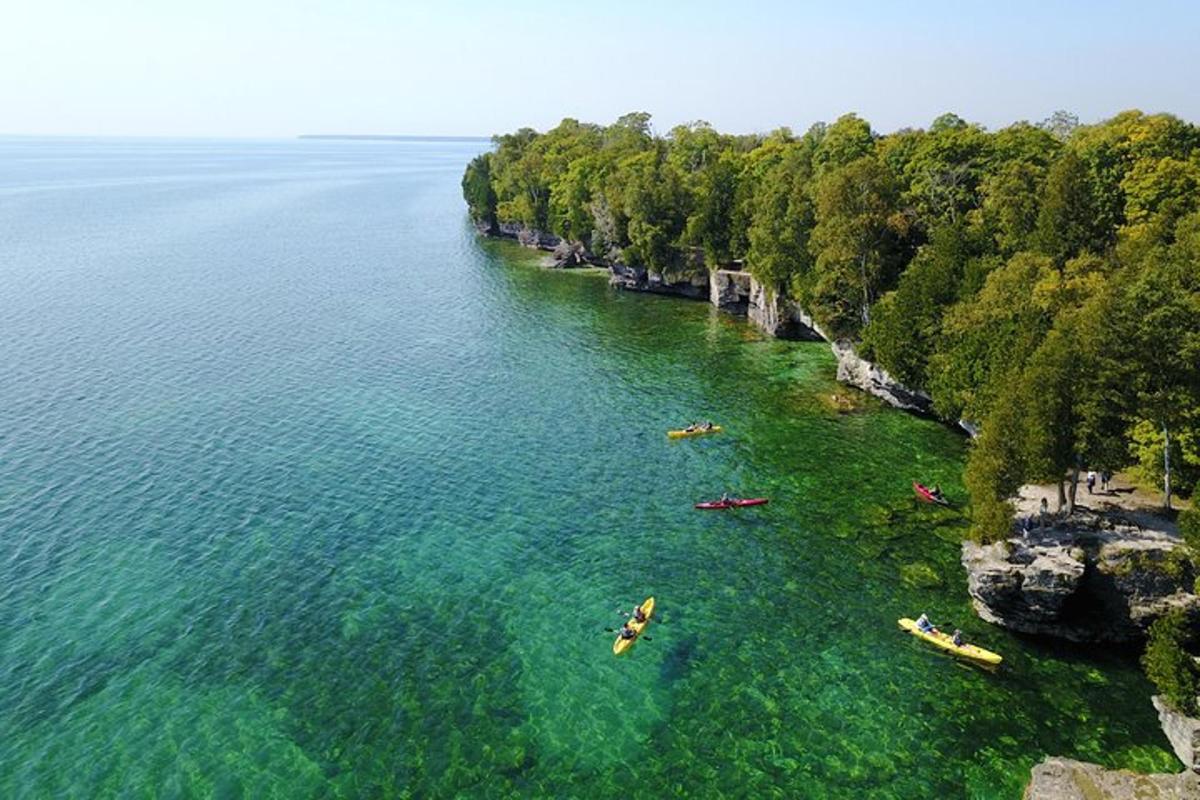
1086 470 1096 494
1100 470 1111 493
1039 497 1049 529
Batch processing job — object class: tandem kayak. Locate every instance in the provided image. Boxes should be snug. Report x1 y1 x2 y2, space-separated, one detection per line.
668 426 723 439
614 597 655 656
913 481 951 506
695 498 769 510
898 618 1002 665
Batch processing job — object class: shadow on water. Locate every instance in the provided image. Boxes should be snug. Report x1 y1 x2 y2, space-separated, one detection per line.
660 635 700 683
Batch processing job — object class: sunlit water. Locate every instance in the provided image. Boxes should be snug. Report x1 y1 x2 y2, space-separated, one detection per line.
0 137 1179 798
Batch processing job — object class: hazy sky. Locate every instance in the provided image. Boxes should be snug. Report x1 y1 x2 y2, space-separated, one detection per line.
3 0 1197 138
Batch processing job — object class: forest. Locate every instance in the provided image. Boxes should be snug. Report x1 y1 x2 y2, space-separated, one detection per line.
462 110 1200 542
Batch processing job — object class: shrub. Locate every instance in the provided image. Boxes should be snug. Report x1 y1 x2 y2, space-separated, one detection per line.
1180 508 1200 553
1142 611 1199 715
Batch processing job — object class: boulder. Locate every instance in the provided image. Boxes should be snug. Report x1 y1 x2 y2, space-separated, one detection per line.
1024 757 1199 799
710 269 751 314
963 516 1199 642
550 240 591 268
830 339 935 415
1155 696 1200 775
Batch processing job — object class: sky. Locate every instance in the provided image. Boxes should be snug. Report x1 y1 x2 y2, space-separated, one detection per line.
2 0 1198 138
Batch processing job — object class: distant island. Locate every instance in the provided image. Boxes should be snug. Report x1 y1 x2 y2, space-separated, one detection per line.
299 134 488 142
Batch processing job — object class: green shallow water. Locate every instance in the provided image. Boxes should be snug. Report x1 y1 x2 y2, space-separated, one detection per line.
0 138 1179 798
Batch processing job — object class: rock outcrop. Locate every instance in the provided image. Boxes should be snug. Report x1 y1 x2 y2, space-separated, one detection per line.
962 513 1199 642
608 262 710 299
550 239 591 268
710 269 751 314
1024 757 1199 799
1156 696 1200 775
830 339 935 416
495 222 561 251
747 279 826 341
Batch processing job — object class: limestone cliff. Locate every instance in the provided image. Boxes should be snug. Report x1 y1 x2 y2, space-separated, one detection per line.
961 512 1199 642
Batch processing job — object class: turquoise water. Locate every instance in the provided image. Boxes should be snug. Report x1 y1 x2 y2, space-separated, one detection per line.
0 137 1179 798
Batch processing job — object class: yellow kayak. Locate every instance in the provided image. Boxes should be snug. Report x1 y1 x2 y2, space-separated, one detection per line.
614 597 655 655
667 426 723 439
898 618 1002 665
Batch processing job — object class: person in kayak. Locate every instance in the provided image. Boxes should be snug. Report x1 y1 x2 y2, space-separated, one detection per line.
952 629 964 647
701 421 714 431
720 492 737 505
916 613 939 635
932 485 945 502
618 622 637 640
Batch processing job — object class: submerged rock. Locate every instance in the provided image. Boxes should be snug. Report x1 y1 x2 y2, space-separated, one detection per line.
962 513 1199 642
1024 757 1199 799
1156 696 1200 775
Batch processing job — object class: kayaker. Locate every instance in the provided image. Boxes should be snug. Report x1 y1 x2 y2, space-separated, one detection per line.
684 423 697 433
701 421 714 431
916 613 938 634
932 485 945 501
619 623 637 640
720 492 735 505
952 629 964 647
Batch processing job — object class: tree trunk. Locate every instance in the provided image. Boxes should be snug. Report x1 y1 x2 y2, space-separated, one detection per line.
1066 463 1080 516
1056 480 1067 513
859 253 871 326
1163 422 1173 511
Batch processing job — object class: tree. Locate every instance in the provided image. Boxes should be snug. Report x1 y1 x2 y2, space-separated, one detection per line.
1034 150 1107 265
461 154 497 231
861 223 975 388
903 119 991 228
684 150 742 265
928 251 1057 422
809 156 904 335
964 377 1027 542
813 114 874 175
1142 611 1199 715
745 145 815 293
1039 110 1080 141
1110 223 1200 508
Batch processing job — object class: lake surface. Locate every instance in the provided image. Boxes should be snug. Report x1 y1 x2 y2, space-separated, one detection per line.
0 137 1179 798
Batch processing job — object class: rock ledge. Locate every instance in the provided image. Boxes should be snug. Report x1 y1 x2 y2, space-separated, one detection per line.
1025 757 1199 799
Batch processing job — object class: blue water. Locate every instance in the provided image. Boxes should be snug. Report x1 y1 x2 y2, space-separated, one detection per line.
0 137 1178 798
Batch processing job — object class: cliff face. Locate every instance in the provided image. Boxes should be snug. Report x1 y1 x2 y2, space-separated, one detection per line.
1155 696 1200 775
609 262 710 299
830 340 936 416
495 222 562 251
961 514 1199 642
710 269 751 314
747 279 826 341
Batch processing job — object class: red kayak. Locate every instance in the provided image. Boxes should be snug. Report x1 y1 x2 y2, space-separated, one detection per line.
695 498 769 510
913 482 951 506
